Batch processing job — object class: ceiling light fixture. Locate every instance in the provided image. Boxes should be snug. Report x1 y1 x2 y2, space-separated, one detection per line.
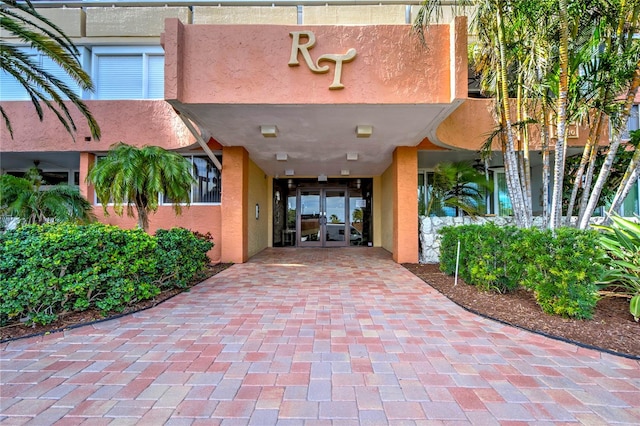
356 125 372 138
261 125 277 137
276 153 288 161
318 174 328 182
285 169 295 176
346 152 358 161
341 169 350 176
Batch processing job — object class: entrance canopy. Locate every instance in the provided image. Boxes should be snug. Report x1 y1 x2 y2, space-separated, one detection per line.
162 19 468 177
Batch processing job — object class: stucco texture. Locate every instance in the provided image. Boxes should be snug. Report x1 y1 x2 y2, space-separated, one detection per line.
247 159 269 258
0 101 194 152
163 21 453 105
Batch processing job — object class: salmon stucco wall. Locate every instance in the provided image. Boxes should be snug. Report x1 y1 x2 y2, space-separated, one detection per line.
0 101 194 152
437 98 600 151
92 206 222 263
163 20 454 105
221 146 249 263
392 147 418 263
380 166 394 254
247 159 269 257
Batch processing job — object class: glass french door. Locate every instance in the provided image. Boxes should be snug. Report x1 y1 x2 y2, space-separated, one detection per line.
297 188 348 247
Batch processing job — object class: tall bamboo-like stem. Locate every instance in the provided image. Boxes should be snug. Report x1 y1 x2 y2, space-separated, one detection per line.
496 4 529 227
550 0 570 229
579 61 640 228
565 110 603 225
541 105 552 228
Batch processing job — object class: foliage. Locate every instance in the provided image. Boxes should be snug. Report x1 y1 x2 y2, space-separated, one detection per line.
521 228 602 319
155 228 214 289
0 223 213 326
426 161 493 218
563 139 638 211
415 1 640 229
0 168 94 226
594 214 640 321
439 224 603 319
86 143 195 232
0 0 100 140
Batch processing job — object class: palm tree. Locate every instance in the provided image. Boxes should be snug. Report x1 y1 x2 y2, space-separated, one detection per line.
426 161 493 218
0 168 94 226
0 0 100 140
87 143 196 232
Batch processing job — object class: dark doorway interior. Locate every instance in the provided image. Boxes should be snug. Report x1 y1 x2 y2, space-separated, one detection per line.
273 178 373 247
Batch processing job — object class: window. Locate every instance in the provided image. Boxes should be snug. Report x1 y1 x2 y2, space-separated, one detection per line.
0 48 85 101
191 156 221 203
622 104 639 140
494 172 513 216
92 47 164 100
622 181 640 217
163 155 222 205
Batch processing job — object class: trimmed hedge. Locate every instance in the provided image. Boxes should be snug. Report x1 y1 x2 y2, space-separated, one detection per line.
439 224 604 319
0 223 213 326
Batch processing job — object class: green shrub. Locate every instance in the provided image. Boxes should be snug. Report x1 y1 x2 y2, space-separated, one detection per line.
439 223 522 293
155 228 214 288
522 228 602 319
594 214 640 321
0 223 214 326
438 224 603 319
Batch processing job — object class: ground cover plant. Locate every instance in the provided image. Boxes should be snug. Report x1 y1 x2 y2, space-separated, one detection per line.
0 223 213 327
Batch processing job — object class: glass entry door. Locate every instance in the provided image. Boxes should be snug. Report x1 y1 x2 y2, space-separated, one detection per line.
298 188 348 247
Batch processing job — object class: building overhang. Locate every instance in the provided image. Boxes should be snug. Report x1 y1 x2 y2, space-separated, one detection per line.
163 18 469 177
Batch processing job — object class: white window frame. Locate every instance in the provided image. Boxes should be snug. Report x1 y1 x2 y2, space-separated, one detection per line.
90 46 164 100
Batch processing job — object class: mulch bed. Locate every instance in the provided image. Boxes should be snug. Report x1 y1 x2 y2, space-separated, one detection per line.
403 263 640 359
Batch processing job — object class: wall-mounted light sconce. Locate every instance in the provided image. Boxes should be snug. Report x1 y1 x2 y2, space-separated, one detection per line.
356 178 361 189
346 152 358 161
318 174 328 182
285 169 295 176
288 178 294 189
276 153 288 161
356 125 372 138
261 125 278 137
275 190 281 202
341 169 350 176
255 203 260 220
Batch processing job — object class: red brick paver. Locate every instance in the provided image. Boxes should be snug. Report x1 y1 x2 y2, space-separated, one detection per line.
1 247 639 424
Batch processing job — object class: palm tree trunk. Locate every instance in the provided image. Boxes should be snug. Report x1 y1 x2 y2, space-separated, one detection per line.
608 150 640 215
565 110 604 225
550 0 570 230
496 4 529 228
579 60 640 229
541 105 552 228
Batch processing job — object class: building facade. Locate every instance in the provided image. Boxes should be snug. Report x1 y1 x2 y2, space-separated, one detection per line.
1 1 639 264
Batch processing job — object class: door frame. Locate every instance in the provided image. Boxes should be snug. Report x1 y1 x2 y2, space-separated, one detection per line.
297 187 349 247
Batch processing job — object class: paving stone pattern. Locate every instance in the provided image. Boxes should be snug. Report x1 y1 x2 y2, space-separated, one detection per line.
1 248 640 425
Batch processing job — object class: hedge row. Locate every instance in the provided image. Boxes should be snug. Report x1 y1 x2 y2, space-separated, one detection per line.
0 223 213 326
439 223 604 319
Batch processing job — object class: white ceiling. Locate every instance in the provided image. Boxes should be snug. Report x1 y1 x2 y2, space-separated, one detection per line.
176 103 458 178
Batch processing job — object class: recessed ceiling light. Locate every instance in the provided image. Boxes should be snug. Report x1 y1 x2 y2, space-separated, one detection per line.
276 153 288 161
261 125 277 137
346 152 358 161
285 169 295 176
318 174 328 182
356 125 372 138
341 169 350 176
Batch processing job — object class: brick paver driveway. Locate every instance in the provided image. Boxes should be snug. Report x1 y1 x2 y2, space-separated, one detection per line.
2 248 639 425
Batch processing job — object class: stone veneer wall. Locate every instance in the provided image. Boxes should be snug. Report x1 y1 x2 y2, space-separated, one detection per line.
419 216 608 264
